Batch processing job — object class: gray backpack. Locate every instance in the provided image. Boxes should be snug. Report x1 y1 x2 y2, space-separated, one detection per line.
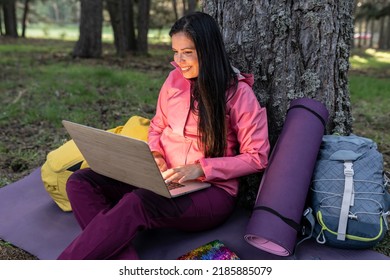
306 134 390 249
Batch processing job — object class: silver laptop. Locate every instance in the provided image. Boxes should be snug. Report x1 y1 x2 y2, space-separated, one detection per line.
62 120 210 198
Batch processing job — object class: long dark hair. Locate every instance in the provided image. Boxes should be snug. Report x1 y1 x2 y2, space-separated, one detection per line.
169 12 238 158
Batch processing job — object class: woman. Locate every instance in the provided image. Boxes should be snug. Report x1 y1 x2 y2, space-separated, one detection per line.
58 11 270 260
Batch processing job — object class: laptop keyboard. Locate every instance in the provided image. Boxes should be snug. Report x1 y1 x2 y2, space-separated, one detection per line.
167 181 185 190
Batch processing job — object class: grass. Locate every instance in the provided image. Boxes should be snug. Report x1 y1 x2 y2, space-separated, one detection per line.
0 38 168 128
0 38 389 258
349 48 390 151
350 48 390 71
21 24 172 44
2 63 162 127
349 75 390 145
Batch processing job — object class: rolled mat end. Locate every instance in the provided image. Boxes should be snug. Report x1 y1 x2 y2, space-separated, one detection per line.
244 208 298 256
244 235 291 256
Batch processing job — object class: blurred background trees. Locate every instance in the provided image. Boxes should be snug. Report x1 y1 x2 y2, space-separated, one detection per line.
1 0 389 56
354 0 390 49
0 0 200 57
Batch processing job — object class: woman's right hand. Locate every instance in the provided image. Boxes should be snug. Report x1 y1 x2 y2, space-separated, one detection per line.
152 152 168 172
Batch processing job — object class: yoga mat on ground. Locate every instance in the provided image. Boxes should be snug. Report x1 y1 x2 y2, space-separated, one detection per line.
0 169 80 259
245 97 329 256
0 168 388 260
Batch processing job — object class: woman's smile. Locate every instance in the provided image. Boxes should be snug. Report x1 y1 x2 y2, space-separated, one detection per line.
171 32 199 79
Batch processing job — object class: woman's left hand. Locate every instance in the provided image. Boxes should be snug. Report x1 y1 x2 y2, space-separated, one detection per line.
162 163 204 184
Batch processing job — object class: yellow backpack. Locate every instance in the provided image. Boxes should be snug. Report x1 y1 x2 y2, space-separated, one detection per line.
41 116 150 211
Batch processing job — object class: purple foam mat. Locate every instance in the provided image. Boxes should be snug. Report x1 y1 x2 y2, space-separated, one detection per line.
0 168 388 260
245 98 330 256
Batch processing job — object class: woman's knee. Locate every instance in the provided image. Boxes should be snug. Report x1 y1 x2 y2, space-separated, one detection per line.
66 169 95 195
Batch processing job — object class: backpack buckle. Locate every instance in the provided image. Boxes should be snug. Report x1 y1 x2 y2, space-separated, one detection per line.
344 161 354 177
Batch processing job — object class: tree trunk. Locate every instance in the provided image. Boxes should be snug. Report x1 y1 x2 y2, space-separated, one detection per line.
364 19 370 48
357 20 363 48
124 0 137 52
106 0 127 57
0 6 3 36
187 0 197 14
137 0 151 55
21 0 30 38
2 0 18 38
386 15 390 49
51 1 60 23
369 19 375 48
378 16 385 49
73 0 103 58
182 0 187 15
172 0 178 20
203 0 354 146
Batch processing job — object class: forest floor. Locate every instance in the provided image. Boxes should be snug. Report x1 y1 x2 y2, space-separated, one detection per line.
0 38 389 259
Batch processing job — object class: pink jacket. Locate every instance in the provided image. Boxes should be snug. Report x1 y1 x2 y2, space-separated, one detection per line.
148 64 270 196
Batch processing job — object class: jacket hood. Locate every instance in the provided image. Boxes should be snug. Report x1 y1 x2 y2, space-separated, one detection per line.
232 66 254 87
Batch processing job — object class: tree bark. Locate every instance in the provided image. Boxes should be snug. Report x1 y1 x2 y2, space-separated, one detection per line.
123 0 137 52
378 16 385 49
182 0 187 15
21 0 30 38
187 0 197 14
357 20 363 48
2 0 18 38
73 0 103 58
369 19 375 48
203 0 354 146
107 0 127 57
172 0 179 20
0 5 3 36
51 1 60 23
386 15 390 49
137 0 151 55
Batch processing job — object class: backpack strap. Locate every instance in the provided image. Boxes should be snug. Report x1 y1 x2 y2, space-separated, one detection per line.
252 206 302 232
297 207 316 243
291 207 316 259
337 160 355 241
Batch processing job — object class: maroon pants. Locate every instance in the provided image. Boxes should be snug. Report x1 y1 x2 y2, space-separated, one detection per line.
57 168 236 260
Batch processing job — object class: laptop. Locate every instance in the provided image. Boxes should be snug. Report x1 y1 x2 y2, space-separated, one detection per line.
62 120 210 198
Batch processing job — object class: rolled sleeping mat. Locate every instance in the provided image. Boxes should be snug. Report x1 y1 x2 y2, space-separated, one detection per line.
244 97 329 256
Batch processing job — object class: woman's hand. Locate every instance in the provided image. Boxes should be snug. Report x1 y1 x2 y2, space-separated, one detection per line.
162 163 205 184
152 152 168 172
